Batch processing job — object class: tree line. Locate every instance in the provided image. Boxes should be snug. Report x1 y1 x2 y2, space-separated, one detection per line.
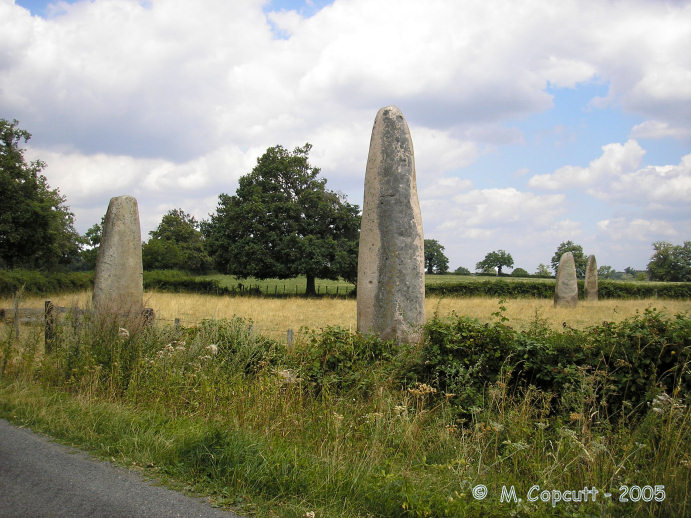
2 119 689 285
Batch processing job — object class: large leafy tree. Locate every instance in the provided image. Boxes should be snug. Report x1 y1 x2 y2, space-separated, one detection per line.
476 249 514 276
202 144 360 295
424 239 449 274
550 241 587 277
647 241 691 281
0 119 80 269
142 209 212 273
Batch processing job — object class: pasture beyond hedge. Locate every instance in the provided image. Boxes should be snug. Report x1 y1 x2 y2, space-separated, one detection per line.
1 269 690 299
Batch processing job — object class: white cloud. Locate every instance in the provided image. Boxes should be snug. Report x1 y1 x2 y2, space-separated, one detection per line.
529 140 645 190
2 0 690 272
630 120 691 140
597 217 678 242
529 141 691 211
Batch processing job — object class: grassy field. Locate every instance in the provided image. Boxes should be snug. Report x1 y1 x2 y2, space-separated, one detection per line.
3 290 689 341
0 288 689 517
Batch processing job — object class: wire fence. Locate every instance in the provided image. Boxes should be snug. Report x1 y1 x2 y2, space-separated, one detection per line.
1 300 304 345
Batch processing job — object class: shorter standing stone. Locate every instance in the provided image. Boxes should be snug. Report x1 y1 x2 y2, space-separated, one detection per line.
554 252 578 307
584 255 598 301
93 196 143 315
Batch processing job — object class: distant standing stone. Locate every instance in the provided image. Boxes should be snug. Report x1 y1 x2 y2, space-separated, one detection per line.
554 251 578 307
585 255 598 301
93 196 143 315
357 106 425 343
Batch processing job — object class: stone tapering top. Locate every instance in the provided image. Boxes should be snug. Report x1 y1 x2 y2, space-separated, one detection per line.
93 195 143 315
554 251 578 307
357 106 425 343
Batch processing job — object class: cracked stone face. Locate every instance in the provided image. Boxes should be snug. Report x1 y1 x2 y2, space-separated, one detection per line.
554 252 578 308
92 195 143 315
357 106 425 343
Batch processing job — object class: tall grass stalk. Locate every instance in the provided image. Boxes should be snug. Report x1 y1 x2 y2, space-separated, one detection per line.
0 305 689 517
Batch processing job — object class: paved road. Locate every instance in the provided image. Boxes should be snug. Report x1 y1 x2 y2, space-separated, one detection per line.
0 419 242 518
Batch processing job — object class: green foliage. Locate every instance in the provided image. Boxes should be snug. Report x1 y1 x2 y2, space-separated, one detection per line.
510 267 529 277
426 278 691 298
414 309 690 421
0 119 81 269
143 209 212 274
551 241 587 277
476 249 514 276
0 269 93 296
202 144 360 294
598 264 616 279
292 326 402 395
423 239 449 274
647 241 691 281
142 270 226 294
2 304 690 518
453 266 471 275
534 263 552 277
78 220 104 271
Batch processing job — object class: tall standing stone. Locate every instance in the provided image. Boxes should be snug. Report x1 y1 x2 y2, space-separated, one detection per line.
93 196 143 315
554 251 578 307
357 106 425 343
585 254 598 301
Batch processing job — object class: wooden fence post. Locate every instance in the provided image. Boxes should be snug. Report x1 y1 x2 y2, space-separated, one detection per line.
287 329 294 348
44 300 55 353
174 318 180 331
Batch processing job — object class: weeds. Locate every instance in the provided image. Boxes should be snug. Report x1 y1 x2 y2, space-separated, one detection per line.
0 304 689 517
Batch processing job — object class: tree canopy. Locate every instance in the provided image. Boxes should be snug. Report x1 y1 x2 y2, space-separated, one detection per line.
0 119 80 269
476 250 514 276
534 263 552 277
143 209 212 273
202 144 360 294
647 241 690 282
424 239 449 274
551 241 587 277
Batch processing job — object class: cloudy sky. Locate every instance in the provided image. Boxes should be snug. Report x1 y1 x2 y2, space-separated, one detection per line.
2 0 689 273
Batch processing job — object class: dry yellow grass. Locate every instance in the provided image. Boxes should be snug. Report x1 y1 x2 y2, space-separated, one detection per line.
2 290 688 341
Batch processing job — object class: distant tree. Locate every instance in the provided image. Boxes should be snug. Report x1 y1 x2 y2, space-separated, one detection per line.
79 219 104 270
511 267 529 277
598 265 615 279
202 144 360 295
0 119 81 269
534 263 552 277
454 266 471 275
476 250 514 276
551 241 587 277
647 241 691 281
424 239 449 274
143 209 212 273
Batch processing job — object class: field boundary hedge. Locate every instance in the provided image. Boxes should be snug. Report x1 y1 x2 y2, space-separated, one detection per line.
426 279 691 299
2 269 689 299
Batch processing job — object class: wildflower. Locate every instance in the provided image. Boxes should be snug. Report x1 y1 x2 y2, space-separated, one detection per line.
304 512 315 518
393 405 407 416
333 412 344 421
207 344 218 355
444 393 456 401
164 344 174 353
175 345 186 352
277 369 300 384
408 383 437 397
118 327 129 338
569 412 583 422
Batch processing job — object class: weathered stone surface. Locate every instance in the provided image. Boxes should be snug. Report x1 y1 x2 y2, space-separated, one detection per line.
585 254 598 301
357 106 425 343
554 251 578 307
93 196 143 315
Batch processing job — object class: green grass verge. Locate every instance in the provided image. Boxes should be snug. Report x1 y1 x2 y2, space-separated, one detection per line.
1 309 689 517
